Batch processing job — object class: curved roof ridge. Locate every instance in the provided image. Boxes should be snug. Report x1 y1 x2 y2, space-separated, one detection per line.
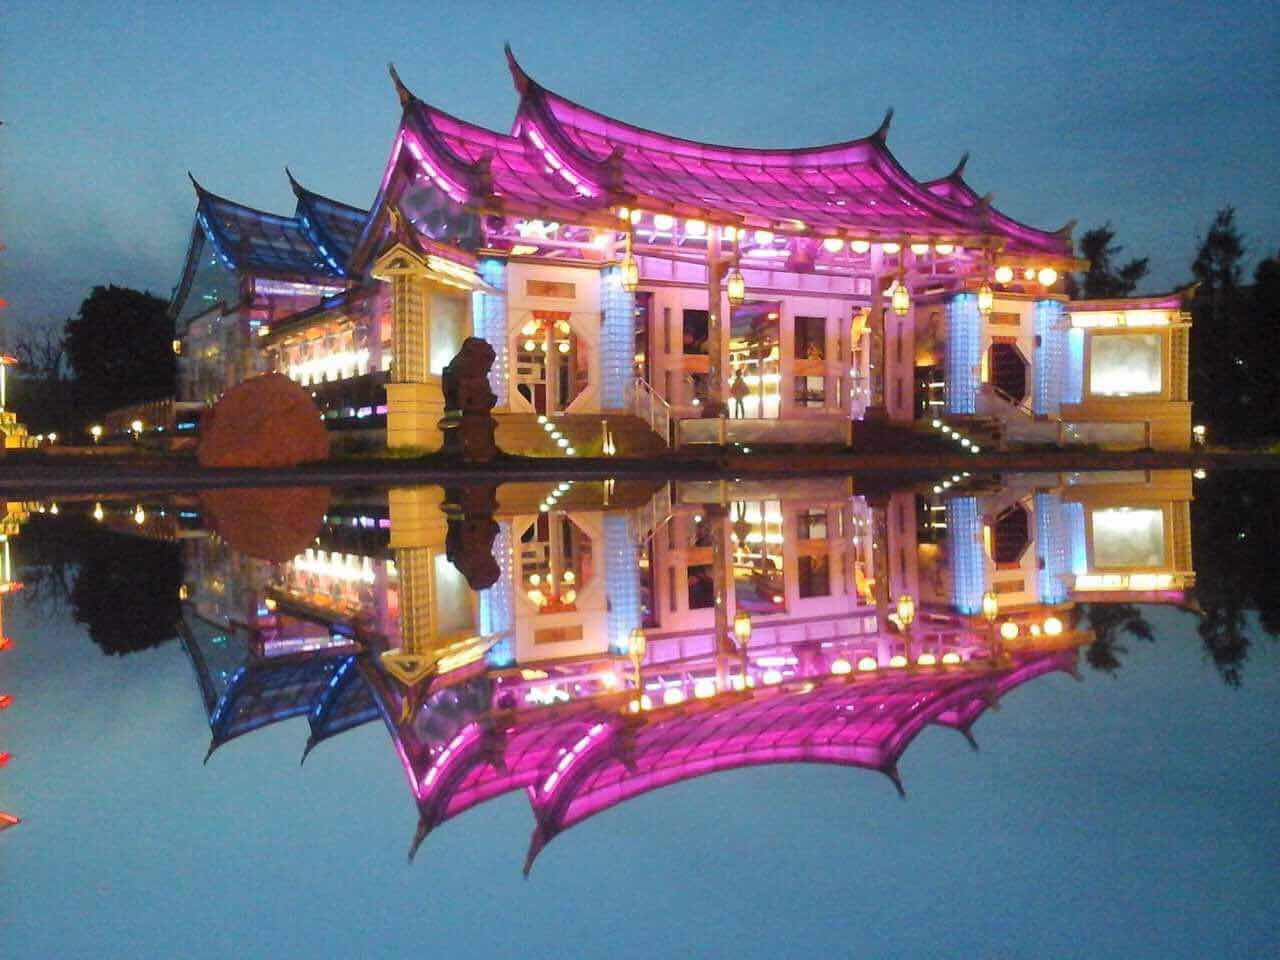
286 167 369 217
188 172 296 223
505 46 892 165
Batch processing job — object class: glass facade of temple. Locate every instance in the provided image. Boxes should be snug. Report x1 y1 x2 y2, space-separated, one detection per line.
168 51 1193 452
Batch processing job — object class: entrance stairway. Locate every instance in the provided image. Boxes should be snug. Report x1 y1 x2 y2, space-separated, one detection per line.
494 413 670 458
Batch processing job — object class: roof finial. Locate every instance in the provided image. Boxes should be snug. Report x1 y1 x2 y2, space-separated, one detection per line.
948 151 970 180
187 171 206 196
285 166 303 195
388 62 414 107
960 727 980 752
873 107 894 142
504 43 532 95
883 765 906 798
1055 219 1077 243
203 739 218 765
408 816 430 862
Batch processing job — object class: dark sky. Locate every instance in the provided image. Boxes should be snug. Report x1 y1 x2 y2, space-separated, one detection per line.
4 593 1277 957
2 0 1277 336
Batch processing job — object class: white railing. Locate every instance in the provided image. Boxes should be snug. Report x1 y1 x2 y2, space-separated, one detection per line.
632 377 672 446
629 483 673 546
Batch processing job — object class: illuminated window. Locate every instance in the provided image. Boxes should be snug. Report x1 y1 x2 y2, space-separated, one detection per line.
1089 333 1162 396
1091 508 1165 568
798 508 829 540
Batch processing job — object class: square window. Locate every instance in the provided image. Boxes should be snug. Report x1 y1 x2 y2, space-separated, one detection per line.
794 376 826 407
798 555 831 598
795 315 826 361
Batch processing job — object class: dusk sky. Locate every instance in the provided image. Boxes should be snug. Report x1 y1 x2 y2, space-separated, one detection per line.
2 1 1278 336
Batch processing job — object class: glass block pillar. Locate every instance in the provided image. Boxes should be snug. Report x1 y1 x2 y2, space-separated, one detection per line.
1064 328 1085 404
473 258 509 406
600 267 636 410
482 521 516 667
1034 299 1067 416
946 293 981 415
1034 491 1071 604
603 513 641 654
946 495 985 614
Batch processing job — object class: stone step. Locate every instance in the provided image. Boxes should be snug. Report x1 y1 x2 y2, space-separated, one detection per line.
494 413 668 458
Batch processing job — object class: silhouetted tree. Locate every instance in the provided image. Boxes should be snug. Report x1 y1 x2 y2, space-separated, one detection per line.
10 323 75 436
1188 208 1256 440
64 285 173 418
1072 224 1150 299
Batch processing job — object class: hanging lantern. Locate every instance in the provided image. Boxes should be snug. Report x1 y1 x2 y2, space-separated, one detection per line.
726 266 746 305
891 279 910 316
850 308 868 341
1037 267 1059 286
895 594 916 627
994 265 1014 285
620 251 639 291
977 281 994 315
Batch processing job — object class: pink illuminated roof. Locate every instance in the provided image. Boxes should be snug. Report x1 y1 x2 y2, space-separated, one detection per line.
375 53 1072 256
395 650 1078 867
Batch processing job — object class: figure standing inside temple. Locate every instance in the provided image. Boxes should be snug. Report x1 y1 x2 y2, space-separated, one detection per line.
730 370 750 419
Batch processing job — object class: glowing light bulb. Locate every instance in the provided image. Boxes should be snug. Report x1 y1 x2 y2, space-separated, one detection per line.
882 242 901 255
851 239 871 254
684 219 707 237
994 265 1014 284
830 658 852 675
653 213 675 231
823 237 845 253
857 656 879 672
1037 267 1058 286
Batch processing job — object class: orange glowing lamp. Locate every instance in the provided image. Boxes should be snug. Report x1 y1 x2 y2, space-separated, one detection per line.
0 695 12 709
0 752 11 768
0 637 12 651
0 812 20 831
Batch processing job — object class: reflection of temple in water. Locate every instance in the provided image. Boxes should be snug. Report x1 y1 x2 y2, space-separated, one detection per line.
174 471 1195 863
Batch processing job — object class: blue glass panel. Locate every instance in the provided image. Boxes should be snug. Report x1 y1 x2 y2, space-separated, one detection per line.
482 521 516 666
1064 329 1085 404
600 267 636 409
1034 299 1067 416
473 259 509 406
604 514 641 654
946 495 985 614
1034 491 1071 604
946 294 981 415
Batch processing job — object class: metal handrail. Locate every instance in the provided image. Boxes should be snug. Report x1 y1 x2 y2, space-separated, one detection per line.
632 376 672 445
986 382 1037 419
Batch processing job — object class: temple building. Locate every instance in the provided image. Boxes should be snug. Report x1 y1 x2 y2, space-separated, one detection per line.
163 469 1196 857
169 51 1194 452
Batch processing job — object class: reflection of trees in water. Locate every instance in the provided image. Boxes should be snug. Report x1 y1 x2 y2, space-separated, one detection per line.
20 515 183 656
1191 472 1280 687
1083 603 1154 675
